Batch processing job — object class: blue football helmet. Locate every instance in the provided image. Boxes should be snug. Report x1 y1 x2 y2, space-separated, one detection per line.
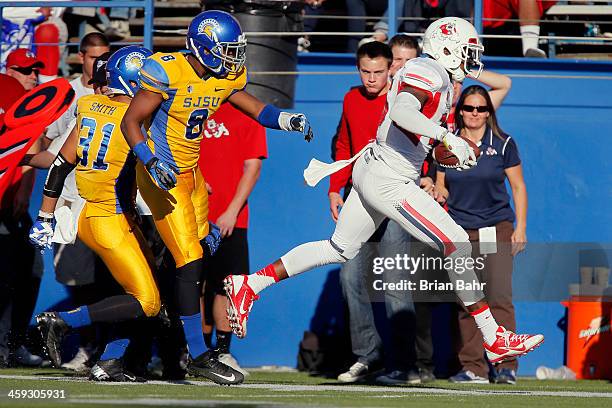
106 45 153 97
186 10 246 77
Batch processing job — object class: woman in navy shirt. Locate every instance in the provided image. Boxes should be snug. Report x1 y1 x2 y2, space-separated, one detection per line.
436 85 527 385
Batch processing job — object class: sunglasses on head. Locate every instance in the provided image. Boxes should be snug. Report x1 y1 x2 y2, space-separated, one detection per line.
11 66 39 75
461 104 489 113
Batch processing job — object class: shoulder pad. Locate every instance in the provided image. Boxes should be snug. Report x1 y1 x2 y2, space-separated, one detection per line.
139 55 173 95
399 58 444 93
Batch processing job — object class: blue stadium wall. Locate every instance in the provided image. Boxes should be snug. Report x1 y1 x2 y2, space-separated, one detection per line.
31 55 612 375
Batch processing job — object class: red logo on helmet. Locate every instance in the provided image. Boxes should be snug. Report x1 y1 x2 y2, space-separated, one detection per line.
439 23 456 36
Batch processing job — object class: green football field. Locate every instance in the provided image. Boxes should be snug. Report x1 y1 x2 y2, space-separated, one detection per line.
0 368 611 408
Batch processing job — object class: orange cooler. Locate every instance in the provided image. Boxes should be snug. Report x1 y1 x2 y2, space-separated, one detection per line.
561 296 612 379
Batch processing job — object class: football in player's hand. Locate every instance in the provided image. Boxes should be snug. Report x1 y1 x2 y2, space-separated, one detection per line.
433 136 481 168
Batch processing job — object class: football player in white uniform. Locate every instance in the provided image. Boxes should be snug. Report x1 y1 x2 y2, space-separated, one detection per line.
224 17 544 364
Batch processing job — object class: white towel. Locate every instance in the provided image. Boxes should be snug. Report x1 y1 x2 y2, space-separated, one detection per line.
51 197 85 245
303 142 372 187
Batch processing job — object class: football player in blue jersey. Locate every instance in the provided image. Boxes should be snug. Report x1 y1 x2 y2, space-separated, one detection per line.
120 10 310 383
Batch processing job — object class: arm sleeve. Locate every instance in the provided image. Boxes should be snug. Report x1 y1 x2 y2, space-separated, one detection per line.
47 117 76 156
43 152 76 198
389 92 448 141
502 137 521 168
139 57 171 99
329 110 352 194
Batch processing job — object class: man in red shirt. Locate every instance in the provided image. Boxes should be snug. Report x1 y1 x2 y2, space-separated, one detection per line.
198 102 267 375
0 69 43 368
329 42 389 217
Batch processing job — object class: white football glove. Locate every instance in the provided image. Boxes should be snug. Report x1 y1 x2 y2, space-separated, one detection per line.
29 211 55 251
442 131 477 170
279 112 314 142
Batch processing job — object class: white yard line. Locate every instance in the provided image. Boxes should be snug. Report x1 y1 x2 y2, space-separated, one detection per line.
0 375 611 399
65 398 294 407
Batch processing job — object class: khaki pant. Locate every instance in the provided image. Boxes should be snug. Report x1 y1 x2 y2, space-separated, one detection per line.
457 221 517 376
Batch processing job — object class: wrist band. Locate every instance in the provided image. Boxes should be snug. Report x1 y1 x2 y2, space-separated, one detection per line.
133 141 155 165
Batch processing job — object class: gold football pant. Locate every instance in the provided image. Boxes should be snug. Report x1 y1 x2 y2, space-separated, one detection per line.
136 163 209 268
77 206 160 317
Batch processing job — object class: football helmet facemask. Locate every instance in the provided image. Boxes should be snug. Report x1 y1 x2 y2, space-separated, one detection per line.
186 10 246 77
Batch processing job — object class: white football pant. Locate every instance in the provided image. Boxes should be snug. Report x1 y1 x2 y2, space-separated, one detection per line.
281 145 485 305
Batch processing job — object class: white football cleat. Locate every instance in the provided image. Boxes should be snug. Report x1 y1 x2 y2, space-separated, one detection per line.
61 346 94 372
223 275 258 339
484 326 544 364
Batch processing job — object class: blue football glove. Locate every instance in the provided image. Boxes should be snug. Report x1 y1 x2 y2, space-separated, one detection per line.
289 114 314 142
145 157 179 191
203 222 222 256
29 212 55 251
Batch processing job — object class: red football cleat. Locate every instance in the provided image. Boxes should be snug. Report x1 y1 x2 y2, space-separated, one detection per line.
223 275 258 339
484 326 544 364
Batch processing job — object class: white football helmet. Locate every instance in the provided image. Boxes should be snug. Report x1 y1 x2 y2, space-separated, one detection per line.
422 17 484 82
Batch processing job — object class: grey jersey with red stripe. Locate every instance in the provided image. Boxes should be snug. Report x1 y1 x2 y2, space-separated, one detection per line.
376 57 453 180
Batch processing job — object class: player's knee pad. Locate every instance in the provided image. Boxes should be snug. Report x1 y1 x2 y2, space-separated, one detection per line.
324 239 350 263
136 288 161 317
173 240 204 269
331 238 362 261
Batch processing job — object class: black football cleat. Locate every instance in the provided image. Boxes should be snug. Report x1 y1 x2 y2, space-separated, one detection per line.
90 358 146 382
36 312 69 368
187 350 244 385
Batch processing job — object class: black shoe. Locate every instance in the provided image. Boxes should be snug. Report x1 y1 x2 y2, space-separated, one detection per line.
187 350 244 385
419 368 436 383
36 312 69 368
90 358 146 382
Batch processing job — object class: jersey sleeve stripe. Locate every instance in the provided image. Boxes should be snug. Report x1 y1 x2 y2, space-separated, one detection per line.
139 72 168 90
404 73 435 87
139 59 170 91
